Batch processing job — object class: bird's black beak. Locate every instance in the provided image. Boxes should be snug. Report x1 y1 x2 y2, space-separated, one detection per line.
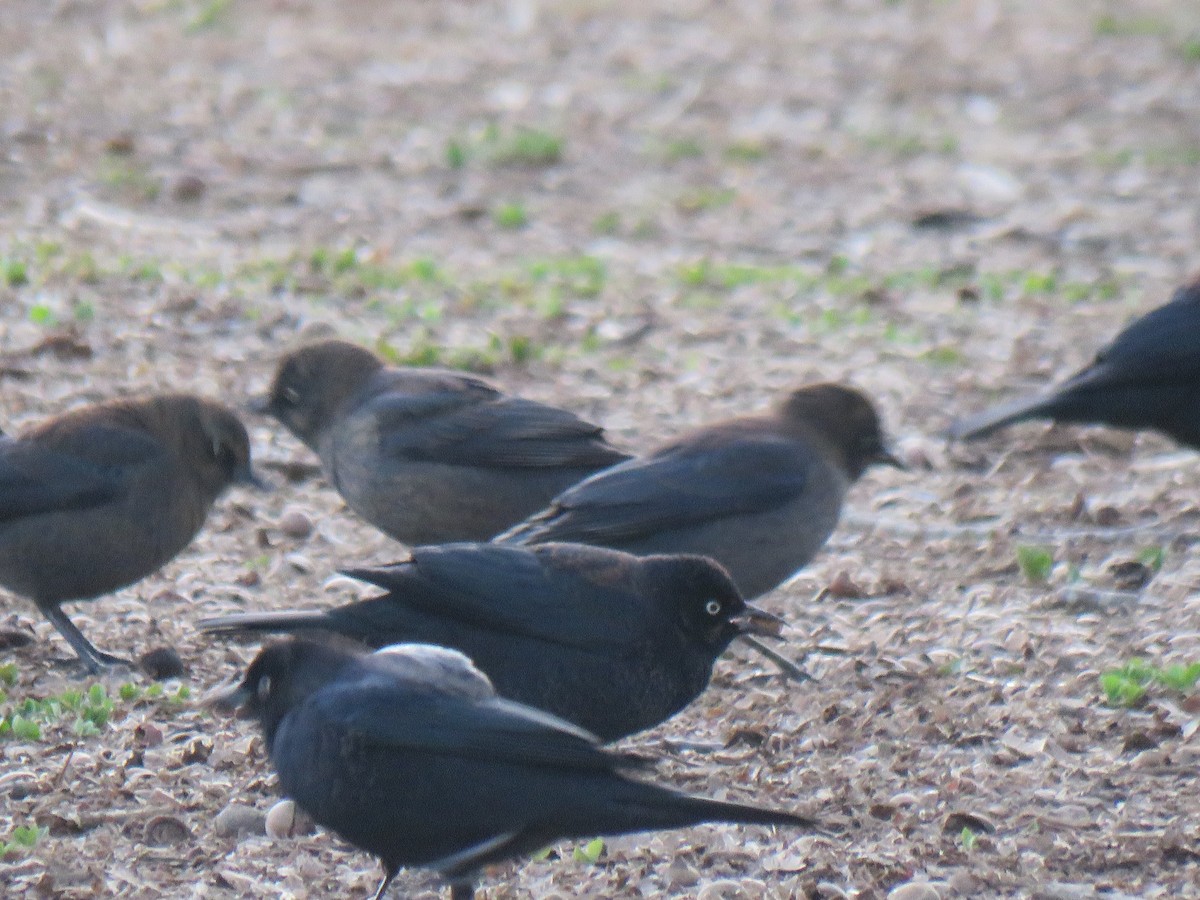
873 446 907 470
203 680 255 718
733 607 810 680
732 603 787 638
246 395 275 416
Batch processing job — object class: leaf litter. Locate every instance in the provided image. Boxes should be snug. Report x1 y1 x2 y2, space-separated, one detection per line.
2 0 1200 897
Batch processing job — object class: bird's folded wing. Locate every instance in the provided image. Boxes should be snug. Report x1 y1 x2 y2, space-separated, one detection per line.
0 426 162 522
374 394 627 469
360 380 495 424
501 436 810 544
1064 292 1200 392
309 682 619 771
344 545 645 652
1066 339 1200 393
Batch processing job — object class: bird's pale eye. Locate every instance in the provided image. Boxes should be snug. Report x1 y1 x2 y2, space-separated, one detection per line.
704 599 722 617
283 386 301 405
256 675 272 702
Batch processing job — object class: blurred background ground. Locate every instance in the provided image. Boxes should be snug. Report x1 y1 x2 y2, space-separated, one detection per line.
2 0 1200 897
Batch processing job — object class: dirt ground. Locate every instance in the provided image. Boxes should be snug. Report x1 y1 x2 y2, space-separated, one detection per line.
3 0 1200 897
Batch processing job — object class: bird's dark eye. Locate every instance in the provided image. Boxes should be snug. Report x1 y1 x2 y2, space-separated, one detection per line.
256 675 272 702
704 599 722 617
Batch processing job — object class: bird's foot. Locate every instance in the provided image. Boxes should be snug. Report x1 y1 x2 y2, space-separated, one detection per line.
369 868 397 900
72 649 136 675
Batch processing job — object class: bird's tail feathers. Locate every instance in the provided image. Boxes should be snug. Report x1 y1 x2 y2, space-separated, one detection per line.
606 781 822 834
197 610 330 635
439 785 823 880
946 392 1056 442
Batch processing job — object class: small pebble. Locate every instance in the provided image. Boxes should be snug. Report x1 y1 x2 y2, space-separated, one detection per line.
104 132 135 155
887 883 941 900
134 722 164 747
0 779 37 800
0 628 34 650
941 810 996 834
279 507 314 539
826 571 864 599
266 799 316 839
139 646 186 680
214 803 265 839
696 880 762 900
171 173 206 202
1032 884 1099 900
144 815 192 846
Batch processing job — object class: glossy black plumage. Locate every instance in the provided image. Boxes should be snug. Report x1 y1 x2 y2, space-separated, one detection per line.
0 395 257 671
497 383 900 598
213 639 817 899
200 542 781 741
254 340 630 544
949 278 1200 447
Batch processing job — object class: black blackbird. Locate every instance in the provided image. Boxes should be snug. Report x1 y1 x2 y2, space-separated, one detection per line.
949 278 1200 447
497 383 901 599
212 639 819 899
200 542 783 740
0 395 259 671
252 340 630 544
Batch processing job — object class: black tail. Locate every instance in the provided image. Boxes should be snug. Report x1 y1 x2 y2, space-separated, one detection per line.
198 610 331 636
574 774 824 838
609 784 822 833
442 778 823 878
947 391 1057 442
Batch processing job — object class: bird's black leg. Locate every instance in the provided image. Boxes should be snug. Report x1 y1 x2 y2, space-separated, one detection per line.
37 603 133 673
369 867 397 900
738 635 811 682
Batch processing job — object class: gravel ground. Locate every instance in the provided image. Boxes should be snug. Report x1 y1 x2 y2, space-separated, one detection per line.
2 1 1200 897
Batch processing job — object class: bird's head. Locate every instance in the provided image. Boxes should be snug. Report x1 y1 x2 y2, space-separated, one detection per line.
644 554 784 654
251 340 384 449
778 383 904 480
156 396 261 498
207 639 356 748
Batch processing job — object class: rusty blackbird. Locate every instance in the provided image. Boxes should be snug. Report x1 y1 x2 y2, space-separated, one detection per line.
212 639 819 899
0 394 258 671
200 541 783 740
252 340 630 545
497 383 901 599
950 277 1200 447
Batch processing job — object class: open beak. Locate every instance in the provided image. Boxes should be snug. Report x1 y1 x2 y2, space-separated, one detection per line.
732 603 787 638
203 680 255 718
731 605 810 681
